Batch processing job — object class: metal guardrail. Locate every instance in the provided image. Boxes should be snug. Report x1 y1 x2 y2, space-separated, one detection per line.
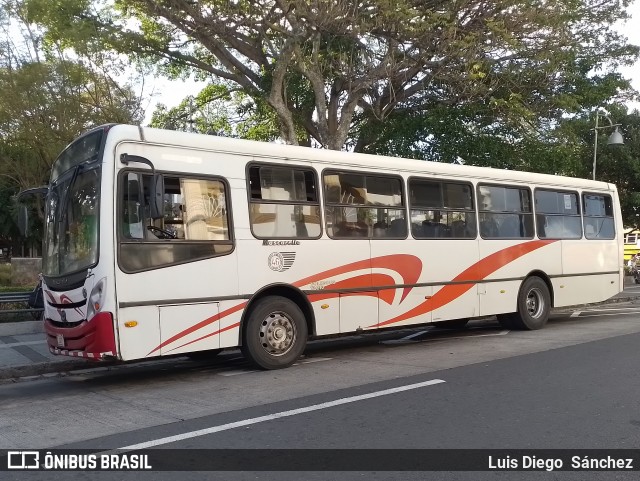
0 291 43 318
0 291 31 304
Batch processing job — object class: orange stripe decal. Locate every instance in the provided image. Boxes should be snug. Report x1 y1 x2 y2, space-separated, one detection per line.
147 254 421 355
375 240 556 328
166 322 241 353
147 302 246 356
148 241 555 355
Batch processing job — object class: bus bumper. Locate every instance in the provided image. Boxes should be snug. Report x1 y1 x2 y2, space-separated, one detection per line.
44 312 117 360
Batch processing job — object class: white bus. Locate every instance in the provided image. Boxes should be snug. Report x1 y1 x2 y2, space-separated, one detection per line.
24 124 623 369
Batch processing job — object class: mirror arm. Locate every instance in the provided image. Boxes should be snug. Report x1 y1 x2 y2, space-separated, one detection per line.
120 153 164 220
120 153 155 175
17 186 48 202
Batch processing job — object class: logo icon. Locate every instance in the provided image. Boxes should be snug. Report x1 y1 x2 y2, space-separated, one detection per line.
7 451 40 469
268 252 296 272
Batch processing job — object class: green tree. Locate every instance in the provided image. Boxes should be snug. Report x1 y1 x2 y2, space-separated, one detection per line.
577 108 640 227
23 0 639 151
0 0 144 191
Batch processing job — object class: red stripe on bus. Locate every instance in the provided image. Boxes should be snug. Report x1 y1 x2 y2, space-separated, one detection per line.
374 240 556 328
165 322 241 354
147 303 247 355
293 254 422 302
147 254 420 355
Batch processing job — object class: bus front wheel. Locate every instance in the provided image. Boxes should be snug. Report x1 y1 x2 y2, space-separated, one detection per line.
499 277 550 330
241 296 308 370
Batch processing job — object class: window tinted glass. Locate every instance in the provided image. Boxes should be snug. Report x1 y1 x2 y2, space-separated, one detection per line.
583 193 615 239
324 171 406 238
249 164 320 239
250 166 317 202
119 172 233 272
478 185 531 213
409 179 476 239
535 190 581 239
478 185 533 239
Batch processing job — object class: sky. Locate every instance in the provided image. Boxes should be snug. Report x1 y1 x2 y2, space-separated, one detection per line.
617 0 640 111
144 1 640 121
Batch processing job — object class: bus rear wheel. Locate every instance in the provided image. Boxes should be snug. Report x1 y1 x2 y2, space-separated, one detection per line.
499 277 550 330
241 296 308 370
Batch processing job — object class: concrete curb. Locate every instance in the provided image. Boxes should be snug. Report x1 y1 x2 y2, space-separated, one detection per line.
0 359 91 383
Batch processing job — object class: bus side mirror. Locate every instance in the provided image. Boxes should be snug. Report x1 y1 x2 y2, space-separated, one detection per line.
150 174 164 220
17 205 29 237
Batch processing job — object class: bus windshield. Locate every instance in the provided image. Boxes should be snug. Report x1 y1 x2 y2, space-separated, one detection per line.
43 166 101 277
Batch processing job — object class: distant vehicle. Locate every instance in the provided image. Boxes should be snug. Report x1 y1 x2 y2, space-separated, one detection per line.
623 228 640 262
18 124 624 369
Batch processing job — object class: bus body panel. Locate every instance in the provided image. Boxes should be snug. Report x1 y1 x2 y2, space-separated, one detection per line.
38 125 624 363
159 302 220 355
117 306 159 361
476 239 561 316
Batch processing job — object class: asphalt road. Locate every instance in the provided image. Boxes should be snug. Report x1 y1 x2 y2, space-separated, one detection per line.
2 303 640 480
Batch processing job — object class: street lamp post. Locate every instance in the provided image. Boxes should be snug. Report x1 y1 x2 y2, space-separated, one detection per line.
592 110 624 180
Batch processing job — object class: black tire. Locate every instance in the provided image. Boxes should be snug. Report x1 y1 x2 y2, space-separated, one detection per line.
433 318 469 329
241 296 308 370
186 349 222 361
508 276 551 330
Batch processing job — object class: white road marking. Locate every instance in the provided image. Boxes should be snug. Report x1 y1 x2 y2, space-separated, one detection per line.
382 329 509 345
119 378 446 450
0 340 43 349
578 311 640 318
578 306 640 312
399 330 430 341
218 369 258 377
295 357 332 364
570 311 581 318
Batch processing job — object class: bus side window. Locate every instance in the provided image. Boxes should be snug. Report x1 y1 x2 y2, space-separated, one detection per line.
583 193 615 240
248 164 321 239
119 172 233 272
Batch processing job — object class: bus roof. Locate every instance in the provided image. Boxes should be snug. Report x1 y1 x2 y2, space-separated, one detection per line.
107 124 616 192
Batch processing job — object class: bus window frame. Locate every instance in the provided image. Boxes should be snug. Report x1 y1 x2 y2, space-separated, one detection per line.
117 168 235 274
321 168 408 240
582 191 616 240
533 188 582 240
477 183 535 240
407 176 477 240
246 161 323 240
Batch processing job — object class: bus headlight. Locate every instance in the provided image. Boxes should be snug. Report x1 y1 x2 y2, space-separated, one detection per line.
87 277 107 320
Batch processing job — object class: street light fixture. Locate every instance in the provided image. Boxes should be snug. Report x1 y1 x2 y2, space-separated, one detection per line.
592 109 624 180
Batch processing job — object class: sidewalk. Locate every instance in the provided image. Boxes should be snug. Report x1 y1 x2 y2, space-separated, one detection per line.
1 280 639 383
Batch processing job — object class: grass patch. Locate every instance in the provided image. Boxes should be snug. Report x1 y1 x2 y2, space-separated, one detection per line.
0 286 35 292
0 263 10 286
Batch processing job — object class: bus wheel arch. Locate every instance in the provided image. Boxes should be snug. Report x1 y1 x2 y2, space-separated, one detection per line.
239 284 315 369
498 272 553 330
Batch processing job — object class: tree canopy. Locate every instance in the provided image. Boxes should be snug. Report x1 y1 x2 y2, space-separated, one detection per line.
0 0 144 190
23 0 639 151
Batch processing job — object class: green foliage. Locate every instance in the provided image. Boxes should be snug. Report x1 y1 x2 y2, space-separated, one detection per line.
0 0 144 253
21 0 639 151
579 108 640 227
0 263 10 285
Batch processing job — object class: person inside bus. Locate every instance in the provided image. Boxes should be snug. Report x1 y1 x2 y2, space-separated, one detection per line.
479 213 499 238
373 218 389 237
422 210 447 237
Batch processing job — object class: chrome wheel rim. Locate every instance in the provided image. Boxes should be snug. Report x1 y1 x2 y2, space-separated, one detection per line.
526 288 544 318
259 311 296 356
